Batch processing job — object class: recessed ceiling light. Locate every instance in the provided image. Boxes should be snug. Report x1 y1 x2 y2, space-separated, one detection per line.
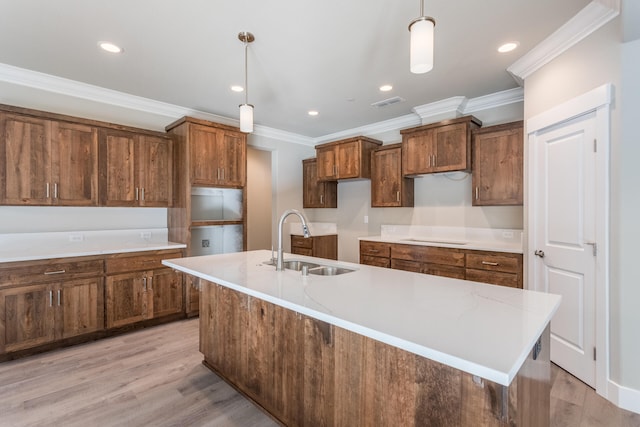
497 42 519 53
231 85 244 92
308 110 319 116
98 41 123 54
379 85 393 92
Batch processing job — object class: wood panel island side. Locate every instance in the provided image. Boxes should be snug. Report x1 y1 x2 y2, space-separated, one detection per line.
163 250 560 427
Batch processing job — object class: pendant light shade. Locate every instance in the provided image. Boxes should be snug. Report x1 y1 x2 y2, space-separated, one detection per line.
239 103 254 133
238 32 255 133
408 1 435 74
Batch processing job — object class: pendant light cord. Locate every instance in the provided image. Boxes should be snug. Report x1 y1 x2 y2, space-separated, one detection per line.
244 40 249 105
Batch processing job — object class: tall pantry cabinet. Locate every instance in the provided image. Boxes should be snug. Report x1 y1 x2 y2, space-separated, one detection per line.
165 117 247 316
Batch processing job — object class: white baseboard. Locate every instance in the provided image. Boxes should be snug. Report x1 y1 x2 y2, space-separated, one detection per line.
607 380 640 415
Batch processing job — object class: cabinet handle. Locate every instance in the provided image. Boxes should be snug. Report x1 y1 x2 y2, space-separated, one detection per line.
481 261 499 266
221 168 225 180
368 249 380 253
428 155 432 168
141 187 145 201
396 191 400 202
475 187 479 200
54 182 58 199
433 154 437 167
148 276 153 290
46 182 50 199
320 194 324 205
57 289 61 306
135 187 139 201
44 270 66 275
49 290 53 307
143 276 147 291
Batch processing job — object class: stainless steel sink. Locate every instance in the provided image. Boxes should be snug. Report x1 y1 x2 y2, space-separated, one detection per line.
264 259 355 275
283 260 321 271
308 266 355 276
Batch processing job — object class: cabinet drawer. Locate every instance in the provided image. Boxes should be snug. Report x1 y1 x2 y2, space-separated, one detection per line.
291 235 313 249
360 255 390 268
0 257 104 287
291 247 313 257
390 259 421 273
360 241 391 258
466 269 521 289
391 244 465 267
105 250 183 274
424 263 465 279
465 251 521 274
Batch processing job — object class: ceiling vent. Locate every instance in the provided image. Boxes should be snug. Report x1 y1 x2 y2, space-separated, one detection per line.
371 96 405 108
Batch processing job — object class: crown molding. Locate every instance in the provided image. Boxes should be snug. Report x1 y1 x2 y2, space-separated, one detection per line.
412 96 467 122
507 0 620 84
313 114 420 145
253 125 315 146
463 87 524 114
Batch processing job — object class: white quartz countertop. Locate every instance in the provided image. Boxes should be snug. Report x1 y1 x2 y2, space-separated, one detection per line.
0 229 186 263
359 225 524 253
163 250 560 386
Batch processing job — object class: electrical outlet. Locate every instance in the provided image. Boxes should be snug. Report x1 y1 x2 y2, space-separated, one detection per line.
502 231 514 239
69 234 84 242
364 215 369 224
202 239 210 248
140 231 152 240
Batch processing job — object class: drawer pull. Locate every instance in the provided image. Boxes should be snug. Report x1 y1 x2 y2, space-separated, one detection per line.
368 250 380 253
481 261 499 266
44 270 66 275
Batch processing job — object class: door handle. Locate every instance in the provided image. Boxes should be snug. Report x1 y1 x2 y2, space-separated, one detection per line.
534 250 545 258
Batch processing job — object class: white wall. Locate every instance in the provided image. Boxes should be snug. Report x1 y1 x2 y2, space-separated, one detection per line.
309 102 524 263
524 16 640 395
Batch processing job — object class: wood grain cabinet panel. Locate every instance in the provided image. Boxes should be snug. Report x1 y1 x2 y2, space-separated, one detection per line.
99 129 172 207
370 144 414 207
150 268 183 319
315 136 382 181
291 235 337 260
472 121 524 206
189 123 246 187
302 158 337 208
359 241 391 268
402 116 481 176
106 272 148 328
0 113 98 206
465 251 523 288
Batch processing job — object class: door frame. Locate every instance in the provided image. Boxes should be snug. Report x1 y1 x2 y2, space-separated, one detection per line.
526 83 612 398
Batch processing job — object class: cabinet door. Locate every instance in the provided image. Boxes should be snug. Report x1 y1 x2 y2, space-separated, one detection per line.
60 277 105 339
190 124 220 185
100 130 138 206
219 132 246 186
0 114 52 205
472 123 523 206
51 121 98 206
336 141 360 179
150 268 183 318
316 146 337 181
433 123 469 172
0 284 56 353
138 135 172 207
105 272 147 328
303 159 336 208
402 130 433 175
372 147 403 207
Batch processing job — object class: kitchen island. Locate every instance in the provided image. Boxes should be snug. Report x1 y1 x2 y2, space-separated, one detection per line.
163 250 560 426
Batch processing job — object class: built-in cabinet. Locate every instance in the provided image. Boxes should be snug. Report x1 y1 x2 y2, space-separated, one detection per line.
472 121 523 206
0 112 99 206
360 241 523 288
0 256 104 354
302 158 337 208
315 136 382 181
99 130 173 207
166 117 248 317
370 143 414 207
0 104 172 208
401 116 481 176
291 234 338 260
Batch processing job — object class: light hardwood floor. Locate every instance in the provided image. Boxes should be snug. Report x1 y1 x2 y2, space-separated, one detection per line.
0 318 638 427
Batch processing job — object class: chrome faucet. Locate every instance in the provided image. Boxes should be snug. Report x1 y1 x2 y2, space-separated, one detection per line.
276 209 311 271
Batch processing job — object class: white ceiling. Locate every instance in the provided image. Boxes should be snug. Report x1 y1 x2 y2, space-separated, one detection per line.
0 0 592 137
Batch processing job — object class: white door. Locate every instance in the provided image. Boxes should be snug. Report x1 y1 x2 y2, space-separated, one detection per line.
531 112 597 387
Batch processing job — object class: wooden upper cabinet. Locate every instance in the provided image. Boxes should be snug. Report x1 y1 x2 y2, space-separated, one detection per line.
99 129 172 207
302 158 337 208
189 123 246 187
0 112 98 206
371 144 414 207
472 121 523 206
315 136 382 181
401 116 481 176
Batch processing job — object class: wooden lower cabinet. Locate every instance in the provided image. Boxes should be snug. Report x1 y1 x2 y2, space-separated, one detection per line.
360 240 522 288
0 277 104 353
291 234 338 260
199 279 550 426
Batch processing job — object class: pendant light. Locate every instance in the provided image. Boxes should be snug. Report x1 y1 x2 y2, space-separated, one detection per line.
408 0 435 74
238 32 255 133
